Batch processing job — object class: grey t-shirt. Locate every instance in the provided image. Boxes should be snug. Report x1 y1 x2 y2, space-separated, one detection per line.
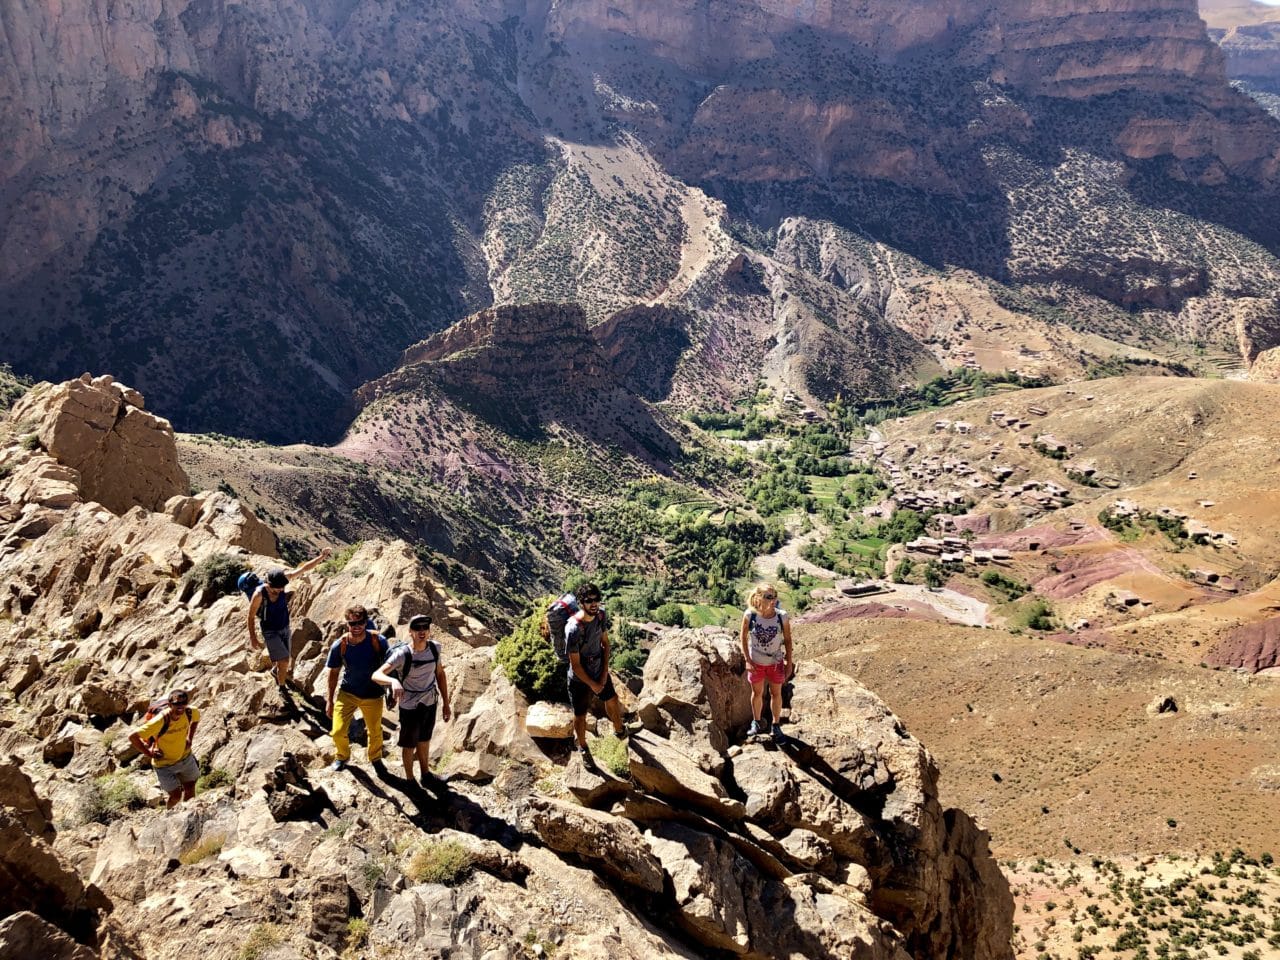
564 610 610 681
383 642 441 709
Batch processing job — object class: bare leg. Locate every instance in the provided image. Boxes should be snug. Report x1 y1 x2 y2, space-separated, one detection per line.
769 682 784 725
275 657 292 686
750 680 765 721
402 747 415 780
573 714 588 748
416 742 431 778
604 696 624 734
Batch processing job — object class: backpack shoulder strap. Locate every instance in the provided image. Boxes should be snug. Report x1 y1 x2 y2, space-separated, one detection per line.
749 610 757 631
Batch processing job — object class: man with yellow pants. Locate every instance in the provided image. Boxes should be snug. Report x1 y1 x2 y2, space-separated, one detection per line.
325 603 389 773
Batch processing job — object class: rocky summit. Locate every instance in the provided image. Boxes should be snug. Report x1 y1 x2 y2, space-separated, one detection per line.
4 1 1280 440
0 379 1014 957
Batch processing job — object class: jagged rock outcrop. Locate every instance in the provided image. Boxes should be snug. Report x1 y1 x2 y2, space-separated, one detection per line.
0 378 1014 959
8 375 188 516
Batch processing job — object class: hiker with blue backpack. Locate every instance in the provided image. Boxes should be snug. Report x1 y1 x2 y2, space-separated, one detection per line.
325 603 390 773
741 582 793 743
243 548 331 694
128 688 200 807
549 583 628 766
372 613 451 787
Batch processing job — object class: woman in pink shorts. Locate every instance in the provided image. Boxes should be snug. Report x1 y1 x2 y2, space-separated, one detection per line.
740 582 794 742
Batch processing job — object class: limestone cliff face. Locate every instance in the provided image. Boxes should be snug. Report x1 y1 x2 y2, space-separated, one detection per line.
4 0 1280 440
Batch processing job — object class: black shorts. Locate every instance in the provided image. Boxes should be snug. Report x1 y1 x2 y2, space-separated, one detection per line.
568 672 617 717
397 701 438 748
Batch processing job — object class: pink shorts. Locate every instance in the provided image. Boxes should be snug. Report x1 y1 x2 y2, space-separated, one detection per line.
747 661 787 686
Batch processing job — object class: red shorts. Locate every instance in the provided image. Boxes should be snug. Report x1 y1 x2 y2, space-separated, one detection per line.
747 661 787 686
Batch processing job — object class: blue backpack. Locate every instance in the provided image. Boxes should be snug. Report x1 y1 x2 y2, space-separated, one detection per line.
237 570 261 601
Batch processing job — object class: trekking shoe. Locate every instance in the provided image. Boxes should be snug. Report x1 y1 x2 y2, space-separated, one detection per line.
577 744 596 768
771 724 785 744
614 724 630 739
328 759 347 772
747 720 762 738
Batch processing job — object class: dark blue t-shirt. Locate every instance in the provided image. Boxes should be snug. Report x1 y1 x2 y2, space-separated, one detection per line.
256 587 290 631
326 632 387 699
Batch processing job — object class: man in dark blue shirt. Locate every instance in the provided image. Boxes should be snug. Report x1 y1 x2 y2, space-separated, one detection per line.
325 603 389 772
247 548 329 693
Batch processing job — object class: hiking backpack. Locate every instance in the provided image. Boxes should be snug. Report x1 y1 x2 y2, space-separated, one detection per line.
338 629 386 662
543 593 580 661
237 571 272 625
382 641 440 709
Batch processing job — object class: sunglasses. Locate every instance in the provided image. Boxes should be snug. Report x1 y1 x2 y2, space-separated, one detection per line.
582 598 601 605
345 619 365 628
761 593 777 600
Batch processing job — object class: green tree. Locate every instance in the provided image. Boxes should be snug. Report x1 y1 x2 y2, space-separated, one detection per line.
494 596 567 704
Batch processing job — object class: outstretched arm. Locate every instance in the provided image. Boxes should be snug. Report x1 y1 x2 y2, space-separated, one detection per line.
286 547 332 579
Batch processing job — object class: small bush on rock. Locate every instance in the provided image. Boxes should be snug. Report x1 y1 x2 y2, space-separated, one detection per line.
238 924 285 960
406 839 473 886
186 552 248 603
590 734 631 778
79 772 143 824
179 833 225 865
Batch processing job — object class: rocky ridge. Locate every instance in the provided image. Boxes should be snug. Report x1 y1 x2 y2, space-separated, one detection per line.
0 378 1013 957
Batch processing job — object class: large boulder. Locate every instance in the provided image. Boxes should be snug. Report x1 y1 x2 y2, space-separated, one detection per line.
10 375 189 515
529 797 666 894
164 490 276 556
644 820 910 960
637 629 752 752
0 911 96 960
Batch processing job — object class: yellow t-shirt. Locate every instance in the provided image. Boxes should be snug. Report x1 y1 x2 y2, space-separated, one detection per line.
134 706 200 767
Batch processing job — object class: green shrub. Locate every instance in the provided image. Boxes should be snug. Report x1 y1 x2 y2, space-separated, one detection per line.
79 772 143 824
495 596 567 704
238 924 285 960
590 734 631 778
651 602 685 627
319 542 361 575
981 569 1028 599
186 552 249 603
406 839 473 885
19 433 40 451
179 833 225 865
344 918 369 955
1014 598 1055 632
197 767 234 792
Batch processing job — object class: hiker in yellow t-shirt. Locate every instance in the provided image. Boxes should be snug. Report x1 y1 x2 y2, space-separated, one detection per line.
128 689 201 807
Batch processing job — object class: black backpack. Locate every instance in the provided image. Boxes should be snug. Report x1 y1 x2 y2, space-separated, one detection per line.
542 593 580 661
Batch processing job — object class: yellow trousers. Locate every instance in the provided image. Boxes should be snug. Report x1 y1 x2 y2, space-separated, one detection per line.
331 690 384 762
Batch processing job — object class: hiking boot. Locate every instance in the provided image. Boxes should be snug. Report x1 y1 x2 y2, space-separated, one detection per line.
614 724 630 739
329 759 348 772
747 720 762 738
771 724 785 744
577 744 596 768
